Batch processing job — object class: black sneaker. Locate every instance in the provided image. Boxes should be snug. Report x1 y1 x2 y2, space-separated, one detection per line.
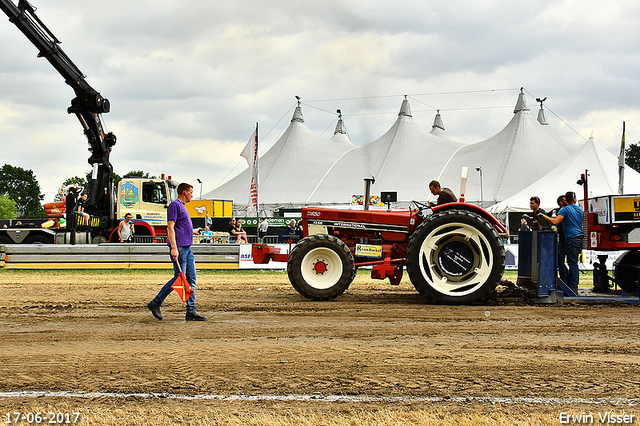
147 301 163 320
185 311 206 321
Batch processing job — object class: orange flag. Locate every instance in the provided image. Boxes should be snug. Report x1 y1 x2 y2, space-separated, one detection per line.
171 262 193 303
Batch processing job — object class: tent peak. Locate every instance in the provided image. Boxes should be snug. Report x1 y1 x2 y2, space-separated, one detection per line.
536 96 548 125
291 98 304 123
432 109 445 131
334 109 347 135
514 87 530 113
536 106 548 125
398 97 412 117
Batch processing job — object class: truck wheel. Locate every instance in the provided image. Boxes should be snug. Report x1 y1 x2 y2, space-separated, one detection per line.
0 235 11 245
614 250 640 294
92 235 107 244
24 235 52 244
406 209 505 304
288 234 355 300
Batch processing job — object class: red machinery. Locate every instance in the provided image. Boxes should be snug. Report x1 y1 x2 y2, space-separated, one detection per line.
585 194 640 294
253 195 507 304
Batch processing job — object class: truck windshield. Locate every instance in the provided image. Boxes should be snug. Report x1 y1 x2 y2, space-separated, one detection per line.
142 181 168 205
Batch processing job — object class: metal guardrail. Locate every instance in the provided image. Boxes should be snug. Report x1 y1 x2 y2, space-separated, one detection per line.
0 243 240 270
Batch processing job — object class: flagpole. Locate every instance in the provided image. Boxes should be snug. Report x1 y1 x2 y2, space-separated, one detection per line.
255 121 259 240
619 121 626 195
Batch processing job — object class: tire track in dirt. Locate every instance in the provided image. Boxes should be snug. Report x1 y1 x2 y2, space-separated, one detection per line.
1 271 639 405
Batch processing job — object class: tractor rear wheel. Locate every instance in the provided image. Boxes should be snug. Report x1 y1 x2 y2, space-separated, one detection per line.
406 209 505 304
288 234 355 300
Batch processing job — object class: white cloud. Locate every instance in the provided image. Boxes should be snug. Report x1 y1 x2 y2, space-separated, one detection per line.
1 0 639 203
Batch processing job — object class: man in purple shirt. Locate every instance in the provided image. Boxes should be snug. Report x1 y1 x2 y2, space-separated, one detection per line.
147 183 206 321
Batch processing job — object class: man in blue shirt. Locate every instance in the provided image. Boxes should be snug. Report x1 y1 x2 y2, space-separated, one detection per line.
147 182 206 321
542 191 584 293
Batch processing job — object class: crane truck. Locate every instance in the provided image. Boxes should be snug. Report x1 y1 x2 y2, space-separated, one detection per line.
0 0 177 244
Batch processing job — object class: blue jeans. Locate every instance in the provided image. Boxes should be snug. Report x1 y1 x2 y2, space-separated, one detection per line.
565 237 583 292
151 246 197 313
557 239 568 283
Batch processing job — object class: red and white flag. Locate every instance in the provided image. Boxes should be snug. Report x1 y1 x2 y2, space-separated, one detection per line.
241 124 259 214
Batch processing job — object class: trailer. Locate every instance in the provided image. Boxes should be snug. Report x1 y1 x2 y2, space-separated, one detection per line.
585 194 640 295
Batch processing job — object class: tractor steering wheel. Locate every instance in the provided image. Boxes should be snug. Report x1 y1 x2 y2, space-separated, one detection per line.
411 200 433 218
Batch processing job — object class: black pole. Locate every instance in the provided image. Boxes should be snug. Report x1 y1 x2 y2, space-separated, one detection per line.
65 187 79 245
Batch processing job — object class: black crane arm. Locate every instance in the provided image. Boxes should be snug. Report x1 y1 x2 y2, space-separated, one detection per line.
0 0 116 218
0 0 108 113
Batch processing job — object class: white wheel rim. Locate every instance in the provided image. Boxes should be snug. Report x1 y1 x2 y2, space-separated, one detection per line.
417 221 493 297
300 247 344 290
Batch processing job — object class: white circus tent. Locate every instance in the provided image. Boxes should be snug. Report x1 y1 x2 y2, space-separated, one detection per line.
488 135 640 214
435 89 574 207
203 102 355 215
305 98 464 208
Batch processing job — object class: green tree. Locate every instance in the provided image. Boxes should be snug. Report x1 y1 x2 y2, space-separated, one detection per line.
123 170 156 179
0 165 45 218
53 176 88 201
112 172 123 186
54 172 123 201
625 142 640 174
0 194 17 219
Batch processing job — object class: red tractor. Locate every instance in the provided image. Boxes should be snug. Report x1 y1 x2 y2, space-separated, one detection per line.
253 200 507 304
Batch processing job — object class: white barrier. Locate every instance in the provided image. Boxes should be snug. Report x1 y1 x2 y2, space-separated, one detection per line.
0 242 627 272
503 244 625 271
0 243 239 270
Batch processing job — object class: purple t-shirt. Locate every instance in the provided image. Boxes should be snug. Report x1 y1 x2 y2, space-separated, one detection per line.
167 199 193 247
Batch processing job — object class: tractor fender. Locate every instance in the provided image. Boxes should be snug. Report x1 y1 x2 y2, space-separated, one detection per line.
432 203 507 233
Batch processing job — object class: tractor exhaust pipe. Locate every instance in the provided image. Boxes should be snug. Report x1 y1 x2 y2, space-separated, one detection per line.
363 177 375 211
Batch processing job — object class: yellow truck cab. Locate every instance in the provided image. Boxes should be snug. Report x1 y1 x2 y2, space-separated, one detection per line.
112 177 178 242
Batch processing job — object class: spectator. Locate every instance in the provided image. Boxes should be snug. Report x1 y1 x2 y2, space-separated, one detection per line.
228 217 239 242
117 213 135 243
201 226 212 243
287 219 297 233
236 219 248 243
549 195 568 283
524 196 546 230
77 193 90 226
542 191 584 294
65 186 81 231
428 180 457 207
258 217 269 242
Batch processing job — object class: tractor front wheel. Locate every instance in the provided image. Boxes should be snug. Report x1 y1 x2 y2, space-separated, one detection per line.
406 209 505 304
288 234 355 300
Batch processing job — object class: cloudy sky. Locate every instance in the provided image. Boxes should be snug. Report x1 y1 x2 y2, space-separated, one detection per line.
1 0 639 202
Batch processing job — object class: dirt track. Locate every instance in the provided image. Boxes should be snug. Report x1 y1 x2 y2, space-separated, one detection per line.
1 269 639 423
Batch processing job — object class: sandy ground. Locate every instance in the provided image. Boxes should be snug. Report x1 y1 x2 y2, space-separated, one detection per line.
0 269 639 424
